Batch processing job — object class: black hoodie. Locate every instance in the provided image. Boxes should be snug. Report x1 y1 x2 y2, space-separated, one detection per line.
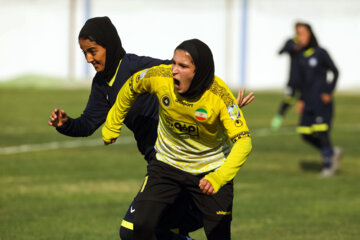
57 17 169 161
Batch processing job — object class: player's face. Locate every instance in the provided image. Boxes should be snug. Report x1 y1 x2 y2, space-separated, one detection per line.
297 25 311 47
172 49 195 94
79 38 106 72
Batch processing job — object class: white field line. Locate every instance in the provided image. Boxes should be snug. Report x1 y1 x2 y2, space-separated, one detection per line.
0 124 359 155
252 127 295 137
253 123 360 137
0 136 134 155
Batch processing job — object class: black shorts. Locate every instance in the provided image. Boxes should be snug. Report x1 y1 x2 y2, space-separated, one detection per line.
137 159 234 221
298 103 333 134
121 184 203 234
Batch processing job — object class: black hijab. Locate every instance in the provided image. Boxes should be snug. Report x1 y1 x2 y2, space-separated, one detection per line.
79 16 126 83
175 39 215 99
298 22 319 49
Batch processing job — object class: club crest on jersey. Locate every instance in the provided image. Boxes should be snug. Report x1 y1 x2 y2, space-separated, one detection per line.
161 95 170 107
227 104 241 120
195 108 208 121
308 57 318 67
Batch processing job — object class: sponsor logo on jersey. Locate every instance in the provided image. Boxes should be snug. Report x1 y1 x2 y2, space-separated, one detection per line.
174 122 198 136
176 98 193 107
195 108 208 121
216 211 231 215
227 104 241 120
130 206 135 213
163 115 199 138
161 95 170 107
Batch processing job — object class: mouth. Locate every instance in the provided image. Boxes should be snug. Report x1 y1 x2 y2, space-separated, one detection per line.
173 79 180 89
92 61 100 69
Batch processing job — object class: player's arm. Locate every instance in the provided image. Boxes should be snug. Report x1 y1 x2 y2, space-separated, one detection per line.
295 57 306 113
279 39 298 55
102 68 154 144
202 103 252 194
49 84 110 137
321 49 339 104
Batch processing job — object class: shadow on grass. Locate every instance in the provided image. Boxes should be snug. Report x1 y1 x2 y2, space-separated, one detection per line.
299 160 322 172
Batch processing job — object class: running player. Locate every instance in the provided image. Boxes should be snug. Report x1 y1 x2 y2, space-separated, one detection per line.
295 23 342 177
271 22 303 130
103 39 252 239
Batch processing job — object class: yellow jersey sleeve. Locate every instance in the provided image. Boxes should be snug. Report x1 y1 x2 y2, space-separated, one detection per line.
204 137 252 192
102 66 162 143
204 79 252 192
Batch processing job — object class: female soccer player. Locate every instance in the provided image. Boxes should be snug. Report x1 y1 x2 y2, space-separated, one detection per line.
103 39 252 239
271 22 303 130
295 23 342 177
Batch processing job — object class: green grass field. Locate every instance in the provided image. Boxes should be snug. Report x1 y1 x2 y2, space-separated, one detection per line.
1 87 359 240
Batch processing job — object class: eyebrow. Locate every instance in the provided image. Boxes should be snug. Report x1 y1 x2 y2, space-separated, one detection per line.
83 47 96 53
172 59 190 67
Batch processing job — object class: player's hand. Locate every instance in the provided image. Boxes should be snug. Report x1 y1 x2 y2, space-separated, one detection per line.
48 108 68 127
321 93 332 104
237 88 255 108
104 139 117 145
199 178 215 195
296 100 305 115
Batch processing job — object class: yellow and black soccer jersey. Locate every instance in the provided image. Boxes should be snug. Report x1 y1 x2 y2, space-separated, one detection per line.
103 64 252 192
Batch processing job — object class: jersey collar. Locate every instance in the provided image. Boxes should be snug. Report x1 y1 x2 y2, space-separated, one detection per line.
107 59 122 87
303 48 315 58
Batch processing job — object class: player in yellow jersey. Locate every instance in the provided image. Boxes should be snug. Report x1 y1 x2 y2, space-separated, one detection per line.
102 39 252 240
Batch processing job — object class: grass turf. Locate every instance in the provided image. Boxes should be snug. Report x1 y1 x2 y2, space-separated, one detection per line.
0 87 359 239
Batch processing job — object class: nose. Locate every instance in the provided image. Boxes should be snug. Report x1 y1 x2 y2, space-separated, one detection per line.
85 53 93 63
172 64 178 74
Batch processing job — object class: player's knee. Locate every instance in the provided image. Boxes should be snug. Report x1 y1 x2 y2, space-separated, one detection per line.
318 131 331 146
119 225 133 240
